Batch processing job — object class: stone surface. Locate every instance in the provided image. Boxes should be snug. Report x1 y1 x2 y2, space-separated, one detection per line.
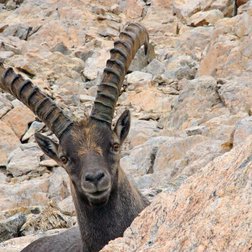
57 196 76 216
0 0 252 250
0 213 26 242
198 10 252 77
101 136 252 252
83 50 109 80
126 71 152 84
164 76 222 130
126 119 159 148
0 120 20 166
0 94 12 118
121 136 169 178
21 121 44 142
173 0 234 21
0 229 66 252
233 116 252 146
188 9 224 27
2 104 35 138
6 143 43 177
0 170 70 212
218 77 252 113
21 204 76 236
121 86 175 114
163 55 198 80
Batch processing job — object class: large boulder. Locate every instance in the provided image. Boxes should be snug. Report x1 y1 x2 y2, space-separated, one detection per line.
198 10 252 78
164 76 223 130
101 136 252 251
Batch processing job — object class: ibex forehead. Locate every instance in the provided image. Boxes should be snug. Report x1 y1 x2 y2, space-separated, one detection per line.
66 119 114 156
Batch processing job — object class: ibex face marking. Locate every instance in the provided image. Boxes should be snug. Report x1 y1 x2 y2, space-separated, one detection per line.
35 110 130 207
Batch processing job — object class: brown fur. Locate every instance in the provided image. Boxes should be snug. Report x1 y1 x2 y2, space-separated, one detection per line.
71 120 103 156
22 115 149 252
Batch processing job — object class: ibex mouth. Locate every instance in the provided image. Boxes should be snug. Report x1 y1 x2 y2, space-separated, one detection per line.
89 189 109 198
86 189 110 206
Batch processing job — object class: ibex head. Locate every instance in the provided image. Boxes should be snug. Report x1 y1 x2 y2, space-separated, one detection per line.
35 111 130 206
0 23 149 206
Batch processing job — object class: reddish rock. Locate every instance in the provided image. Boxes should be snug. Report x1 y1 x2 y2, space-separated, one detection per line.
198 11 252 77
121 0 145 19
0 121 20 166
2 105 35 139
101 136 252 252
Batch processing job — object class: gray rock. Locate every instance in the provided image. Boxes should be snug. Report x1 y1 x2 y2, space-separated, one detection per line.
39 159 58 168
233 116 252 147
57 196 75 216
22 121 45 142
0 94 12 118
218 76 252 114
74 50 94 62
126 71 153 89
143 59 165 76
186 125 208 136
153 136 225 180
79 94 95 103
2 24 31 40
163 55 198 80
165 76 221 129
128 43 155 72
0 228 66 252
0 213 26 242
127 119 159 148
83 50 109 80
0 121 20 166
121 136 171 177
7 143 43 177
98 27 118 38
51 42 71 55
0 51 14 59
0 168 71 212
48 168 70 201
188 9 224 27
177 26 213 53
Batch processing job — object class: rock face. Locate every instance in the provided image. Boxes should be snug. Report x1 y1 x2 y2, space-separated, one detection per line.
101 136 252 252
0 0 252 251
7 143 43 177
2 104 35 138
0 121 20 166
0 213 26 242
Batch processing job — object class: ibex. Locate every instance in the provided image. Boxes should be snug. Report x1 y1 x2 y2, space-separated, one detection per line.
0 23 149 252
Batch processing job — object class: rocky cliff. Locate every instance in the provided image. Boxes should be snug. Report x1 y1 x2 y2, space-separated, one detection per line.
0 0 252 251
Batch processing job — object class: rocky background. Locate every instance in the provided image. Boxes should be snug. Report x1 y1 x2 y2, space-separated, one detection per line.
0 0 252 251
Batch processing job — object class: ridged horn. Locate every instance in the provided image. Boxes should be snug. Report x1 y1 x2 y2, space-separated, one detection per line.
0 64 73 138
90 23 149 125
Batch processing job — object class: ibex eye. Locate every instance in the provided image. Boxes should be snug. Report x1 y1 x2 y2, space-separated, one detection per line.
112 143 120 152
60 156 68 164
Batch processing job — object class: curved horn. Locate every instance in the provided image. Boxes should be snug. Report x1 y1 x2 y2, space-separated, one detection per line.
0 64 72 138
90 23 149 125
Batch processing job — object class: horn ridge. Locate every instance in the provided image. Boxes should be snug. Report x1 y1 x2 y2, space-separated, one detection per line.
0 65 72 138
90 23 149 124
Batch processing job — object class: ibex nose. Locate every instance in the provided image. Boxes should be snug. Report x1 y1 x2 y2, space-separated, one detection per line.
85 171 105 184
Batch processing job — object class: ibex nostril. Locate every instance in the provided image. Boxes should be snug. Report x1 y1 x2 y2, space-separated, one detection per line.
85 171 105 183
96 172 105 181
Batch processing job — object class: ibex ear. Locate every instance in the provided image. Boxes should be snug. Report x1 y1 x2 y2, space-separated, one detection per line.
114 110 131 144
35 133 60 162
